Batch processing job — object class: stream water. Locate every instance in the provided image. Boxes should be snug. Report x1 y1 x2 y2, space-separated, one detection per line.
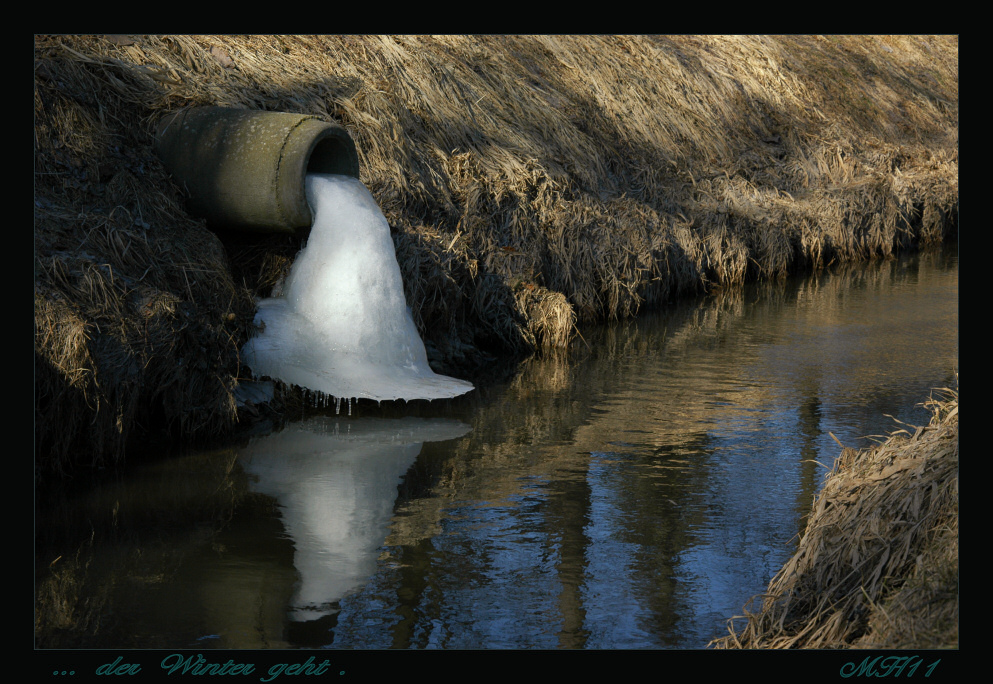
35 243 957 650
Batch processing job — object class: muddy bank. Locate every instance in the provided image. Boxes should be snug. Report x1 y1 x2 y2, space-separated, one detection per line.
34 35 958 475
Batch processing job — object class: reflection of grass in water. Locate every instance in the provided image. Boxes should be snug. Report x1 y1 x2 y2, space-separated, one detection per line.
36 537 105 648
34 448 248 648
464 241 957 485
35 251 957 648
422 250 957 648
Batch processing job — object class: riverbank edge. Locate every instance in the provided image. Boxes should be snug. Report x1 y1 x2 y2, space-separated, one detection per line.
34 35 958 476
711 387 959 650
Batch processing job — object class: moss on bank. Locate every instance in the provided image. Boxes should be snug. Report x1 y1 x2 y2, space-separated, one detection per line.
34 35 958 475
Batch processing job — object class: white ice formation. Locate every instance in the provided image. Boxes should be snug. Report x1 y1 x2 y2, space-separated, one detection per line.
241 174 473 402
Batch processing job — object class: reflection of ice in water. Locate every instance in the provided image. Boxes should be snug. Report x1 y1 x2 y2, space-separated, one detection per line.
240 174 474 402
239 417 470 621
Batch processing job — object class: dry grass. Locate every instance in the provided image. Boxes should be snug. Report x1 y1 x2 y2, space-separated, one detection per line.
711 387 958 649
34 35 958 474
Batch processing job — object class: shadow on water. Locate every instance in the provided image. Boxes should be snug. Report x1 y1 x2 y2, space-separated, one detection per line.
35 242 957 649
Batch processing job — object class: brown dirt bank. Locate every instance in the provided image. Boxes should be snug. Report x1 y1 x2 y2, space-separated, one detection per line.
34 35 958 475
710 387 958 649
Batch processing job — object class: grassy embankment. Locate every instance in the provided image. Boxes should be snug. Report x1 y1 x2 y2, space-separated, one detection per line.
35 35 958 476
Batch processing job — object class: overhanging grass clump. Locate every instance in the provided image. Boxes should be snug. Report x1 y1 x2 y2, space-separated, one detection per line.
711 387 958 649
34 35 957 474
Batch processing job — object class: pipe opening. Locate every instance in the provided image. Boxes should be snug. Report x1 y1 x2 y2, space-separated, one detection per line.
307 129 360 178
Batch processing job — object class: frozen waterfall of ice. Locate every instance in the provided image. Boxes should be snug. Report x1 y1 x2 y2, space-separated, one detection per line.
240 174 474 402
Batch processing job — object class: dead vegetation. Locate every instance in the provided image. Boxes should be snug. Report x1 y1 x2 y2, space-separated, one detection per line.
711 387 958 649
34 35 958 475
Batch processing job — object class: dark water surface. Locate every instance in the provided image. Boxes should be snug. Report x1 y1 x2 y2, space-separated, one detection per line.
36 245 958 650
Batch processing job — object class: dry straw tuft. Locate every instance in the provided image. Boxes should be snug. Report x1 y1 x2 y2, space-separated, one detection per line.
711 387 959 649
